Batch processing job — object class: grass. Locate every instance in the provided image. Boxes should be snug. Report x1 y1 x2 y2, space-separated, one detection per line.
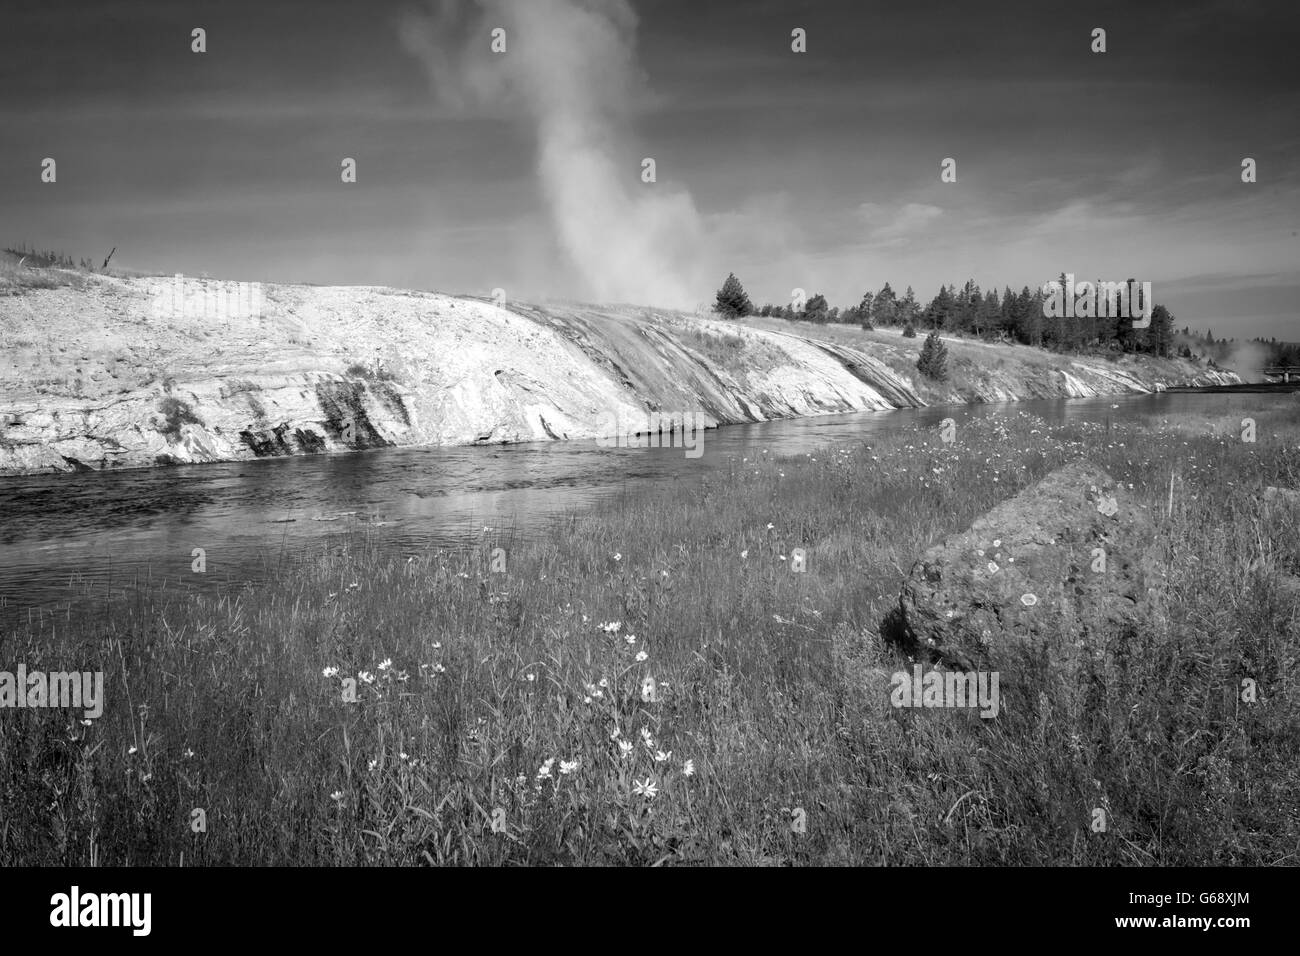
0 256 90 296
673 323 792 376
0 409 1297 865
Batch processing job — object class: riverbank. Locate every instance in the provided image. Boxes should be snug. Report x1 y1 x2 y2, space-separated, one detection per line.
2 405 1295 865
0 268 1239 476
1166 382 1300 393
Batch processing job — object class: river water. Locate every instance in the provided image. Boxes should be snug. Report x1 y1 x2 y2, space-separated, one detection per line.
0 391 1292 622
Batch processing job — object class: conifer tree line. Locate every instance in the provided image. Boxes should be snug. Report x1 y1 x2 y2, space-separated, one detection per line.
715 273 1188 358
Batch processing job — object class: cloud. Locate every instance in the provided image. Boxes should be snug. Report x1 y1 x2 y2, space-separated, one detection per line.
857 202 944 245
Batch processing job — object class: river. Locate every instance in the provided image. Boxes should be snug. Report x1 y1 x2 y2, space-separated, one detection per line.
0 391 1292 623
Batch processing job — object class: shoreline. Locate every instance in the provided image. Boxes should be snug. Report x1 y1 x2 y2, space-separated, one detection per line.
0 381 1261 482
1 275 1243 479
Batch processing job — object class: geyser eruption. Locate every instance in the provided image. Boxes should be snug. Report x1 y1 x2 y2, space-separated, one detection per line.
400 0 707 307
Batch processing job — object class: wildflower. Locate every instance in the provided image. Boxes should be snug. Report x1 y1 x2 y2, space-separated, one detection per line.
633 778 659 799
378 658 392 671
559 759 579 775
619 740 635 758
397 670 409 682
368 759 377 771
766 523 774 530
80 719 93 727
635 651 648 663
610 726 622 740
525 673 536 682
431 641 442 650
432 663 446 674
322 666 339 678
359 671 375 684
625 634 637 645
655 750 672 763
128 746 137 755
987 562 999 574
600 621 622 634
682 759 695 777
613 552 622 561
740 550 748 558
598 677 608 688
330 791 344 802
399 752 409 761
537 758 555 780
182 747 195 759
993 539 1002 547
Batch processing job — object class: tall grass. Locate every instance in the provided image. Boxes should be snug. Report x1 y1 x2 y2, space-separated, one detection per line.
0 249 92 296
1 410 1297 865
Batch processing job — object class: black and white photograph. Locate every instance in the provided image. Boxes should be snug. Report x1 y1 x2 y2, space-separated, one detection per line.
0 0 1295 930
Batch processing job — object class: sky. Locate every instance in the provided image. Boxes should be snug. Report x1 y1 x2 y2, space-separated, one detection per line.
2 0 1298 339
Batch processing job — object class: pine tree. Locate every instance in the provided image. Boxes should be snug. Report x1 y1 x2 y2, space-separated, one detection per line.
872 283 897 325
804 293 829 323
1000 287 1018 340
1149 304 1174 357
899 286 918 329
713 273 753 319
1021 286 1042 347
857 291 875 330
978 289 999 338
916 330 948 380
954 279 978 333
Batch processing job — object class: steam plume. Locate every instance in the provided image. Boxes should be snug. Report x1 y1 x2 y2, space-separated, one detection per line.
400 0 707 307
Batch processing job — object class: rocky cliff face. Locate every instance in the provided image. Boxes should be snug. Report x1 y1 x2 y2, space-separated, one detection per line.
0 273 1240 476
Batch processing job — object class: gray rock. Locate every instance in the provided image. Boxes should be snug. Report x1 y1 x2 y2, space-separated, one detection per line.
891 460 1162 671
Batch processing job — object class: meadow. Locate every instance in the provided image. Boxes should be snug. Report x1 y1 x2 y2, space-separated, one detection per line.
1 406 1297 865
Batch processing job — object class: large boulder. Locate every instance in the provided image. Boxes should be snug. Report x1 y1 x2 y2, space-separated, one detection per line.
891 460 1162 671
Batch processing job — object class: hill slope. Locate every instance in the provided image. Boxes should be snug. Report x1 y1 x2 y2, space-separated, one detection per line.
0 271 1238 476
